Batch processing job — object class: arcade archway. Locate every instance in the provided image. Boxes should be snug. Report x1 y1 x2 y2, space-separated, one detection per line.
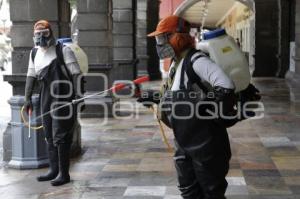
174 0 293 78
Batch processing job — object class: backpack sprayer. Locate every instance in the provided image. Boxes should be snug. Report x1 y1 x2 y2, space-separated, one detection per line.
21 76 150 130
21 75 173 152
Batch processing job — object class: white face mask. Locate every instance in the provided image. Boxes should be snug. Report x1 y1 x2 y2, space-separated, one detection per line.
156 44 176 59
155 34 175 59
33 29 54 47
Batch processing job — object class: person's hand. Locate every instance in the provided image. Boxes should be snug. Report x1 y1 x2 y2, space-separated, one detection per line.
241 84 261 101
24 100 33 115
24 76 36 115
239 84 261 119
137 90 160 108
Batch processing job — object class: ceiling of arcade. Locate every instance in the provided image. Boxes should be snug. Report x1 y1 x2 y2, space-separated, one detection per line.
174 0 254 28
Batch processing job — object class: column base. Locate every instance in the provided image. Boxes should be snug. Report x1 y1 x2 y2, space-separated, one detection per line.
3 95 82 169
285 71 300 84
9 158 49 170
2 124 12 162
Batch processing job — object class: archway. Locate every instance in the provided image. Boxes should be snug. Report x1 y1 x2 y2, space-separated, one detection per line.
174 0 293 78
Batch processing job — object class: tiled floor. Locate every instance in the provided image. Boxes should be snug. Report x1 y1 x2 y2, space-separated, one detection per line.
1 78 300 199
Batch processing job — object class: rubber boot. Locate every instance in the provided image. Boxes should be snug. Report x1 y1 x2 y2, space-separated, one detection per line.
51 143 71 186
174 141 204 199
37 142 59 181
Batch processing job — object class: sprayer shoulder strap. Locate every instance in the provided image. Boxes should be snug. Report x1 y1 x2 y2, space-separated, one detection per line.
55 43 66 66
183 49 209 93
31 48 38 63
55 43 73 81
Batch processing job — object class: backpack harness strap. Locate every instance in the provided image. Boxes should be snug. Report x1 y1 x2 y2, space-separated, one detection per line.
31 48 38 63
180 48 209 93
31 44 72 81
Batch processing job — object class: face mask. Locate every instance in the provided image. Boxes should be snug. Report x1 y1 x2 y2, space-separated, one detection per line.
35 36 48 47
156 44 176 59
33 29 54 47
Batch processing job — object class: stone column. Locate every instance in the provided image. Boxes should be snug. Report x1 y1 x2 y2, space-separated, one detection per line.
112 0 135 80
146 0 160 80
253 0 279 77
3 0 81 167
277 0 292 78
284 0 300 82
294 0 300 77
136 0 148 76
76 0 116 118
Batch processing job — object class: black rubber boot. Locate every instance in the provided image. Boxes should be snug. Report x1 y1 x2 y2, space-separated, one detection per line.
174 141 204 199
37 142 59 181
51 143 71 186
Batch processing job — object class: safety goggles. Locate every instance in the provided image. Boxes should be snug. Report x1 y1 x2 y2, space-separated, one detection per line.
155 33 172 45
33 29 51 38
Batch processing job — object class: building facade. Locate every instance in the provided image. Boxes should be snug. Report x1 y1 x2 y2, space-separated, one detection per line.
2 0 300 163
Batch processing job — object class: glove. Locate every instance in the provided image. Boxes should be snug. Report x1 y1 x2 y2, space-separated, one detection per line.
137 90 161 108
213 86 236 115
207 86 238 128
24 76 36 115
240 84 261 119
240 84 261 102
24 100 33 115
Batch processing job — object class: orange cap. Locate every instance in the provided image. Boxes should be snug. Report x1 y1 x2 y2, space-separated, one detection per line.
148 15 190 37
34 20 51 31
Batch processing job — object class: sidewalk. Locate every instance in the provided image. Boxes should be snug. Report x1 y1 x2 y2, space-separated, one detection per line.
0 78 299 199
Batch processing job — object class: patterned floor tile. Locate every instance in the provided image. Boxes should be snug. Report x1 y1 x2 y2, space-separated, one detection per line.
137 158 174 172
1 78 300 198
124 186 166 196
272 157 300 170
226 185 249 195
163 196 182 199
260 137 293 148
227 177 247 186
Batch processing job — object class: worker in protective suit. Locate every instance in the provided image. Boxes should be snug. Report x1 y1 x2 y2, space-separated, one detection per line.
138 15 235 199
24 20 81 186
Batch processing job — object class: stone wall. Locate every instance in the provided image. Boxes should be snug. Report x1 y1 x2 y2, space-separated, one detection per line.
76 0 115 118
136 0 148 76
77 0 113 88
135 0 160 79
146 0 160 80
8 0 70 94
112 0 135 81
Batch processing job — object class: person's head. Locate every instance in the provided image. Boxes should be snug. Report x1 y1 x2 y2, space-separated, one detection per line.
33 20 55 48
148 15 195 59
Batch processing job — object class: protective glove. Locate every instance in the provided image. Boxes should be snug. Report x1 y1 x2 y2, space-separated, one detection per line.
24 100 33 115
213 86 236 115
240 83 261 102
213 86 239 128
24 76 36 115
240 84 261 119
137 90 161 108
